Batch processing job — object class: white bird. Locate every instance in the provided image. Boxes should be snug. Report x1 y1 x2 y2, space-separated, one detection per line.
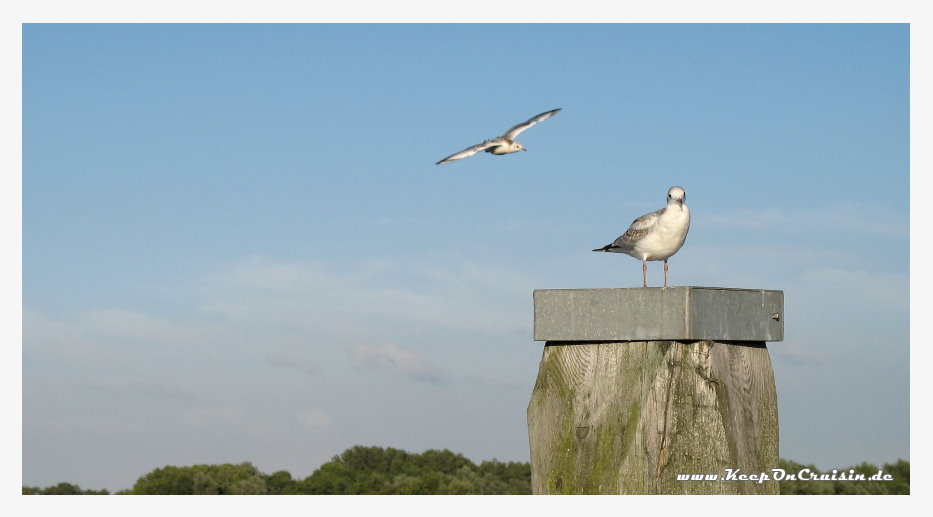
435 108 561 165
592 186 691 288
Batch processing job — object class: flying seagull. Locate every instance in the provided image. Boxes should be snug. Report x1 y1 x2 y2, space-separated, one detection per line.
592 186 691 288
435 108 561 165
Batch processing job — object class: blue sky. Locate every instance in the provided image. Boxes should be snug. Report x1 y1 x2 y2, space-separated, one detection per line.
21 23 909 491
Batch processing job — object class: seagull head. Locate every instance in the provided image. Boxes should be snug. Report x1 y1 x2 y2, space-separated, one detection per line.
511 142 526 152
667 186 686 207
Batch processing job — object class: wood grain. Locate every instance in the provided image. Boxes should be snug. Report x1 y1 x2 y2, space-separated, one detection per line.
527 340 778 494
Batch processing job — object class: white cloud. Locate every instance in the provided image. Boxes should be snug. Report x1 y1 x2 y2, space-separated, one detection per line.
187 255 533 349
23 254 535 409
25 305 254 358
350 343 446 384
23 307 103 360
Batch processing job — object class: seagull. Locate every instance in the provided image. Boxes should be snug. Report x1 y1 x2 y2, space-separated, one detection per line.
592 186 691 288
435 108 561 165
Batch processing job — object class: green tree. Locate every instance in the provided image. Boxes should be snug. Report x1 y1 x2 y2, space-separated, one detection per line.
415 449 472 475
777 458 910 495
885 459 910 494
477 459 532 494
299 446 527 494
22 482 109 495
131 465 197 495
263 470 301 494
131 462 266 495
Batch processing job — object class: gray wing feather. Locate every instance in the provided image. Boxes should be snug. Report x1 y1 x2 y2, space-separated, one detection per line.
435 139 501 165
501 108 561 140
615 209 662 247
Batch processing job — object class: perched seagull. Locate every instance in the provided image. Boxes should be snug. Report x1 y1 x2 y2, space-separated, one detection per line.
592 186 691 288
435 108 561 165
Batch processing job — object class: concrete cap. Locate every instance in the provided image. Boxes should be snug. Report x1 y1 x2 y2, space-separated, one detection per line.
533 286 784 342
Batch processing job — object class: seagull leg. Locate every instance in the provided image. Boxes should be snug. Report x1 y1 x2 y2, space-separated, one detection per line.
663 260 669 289
642 260 648 288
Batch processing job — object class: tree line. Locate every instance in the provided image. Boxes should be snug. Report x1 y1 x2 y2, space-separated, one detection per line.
23 446 909 495
775 458 909 495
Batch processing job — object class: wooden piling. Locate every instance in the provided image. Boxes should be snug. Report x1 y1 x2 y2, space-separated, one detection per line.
527 287 783 495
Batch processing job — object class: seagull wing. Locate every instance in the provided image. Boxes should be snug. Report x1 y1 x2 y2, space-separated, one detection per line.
501 108 561 140
593 209 662 252
435 138 503 165
617 209 662 247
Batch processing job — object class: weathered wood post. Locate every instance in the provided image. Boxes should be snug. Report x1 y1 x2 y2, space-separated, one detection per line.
527 286 783 494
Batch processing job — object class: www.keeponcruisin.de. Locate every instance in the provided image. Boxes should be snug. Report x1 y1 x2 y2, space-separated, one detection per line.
677 468 895 483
